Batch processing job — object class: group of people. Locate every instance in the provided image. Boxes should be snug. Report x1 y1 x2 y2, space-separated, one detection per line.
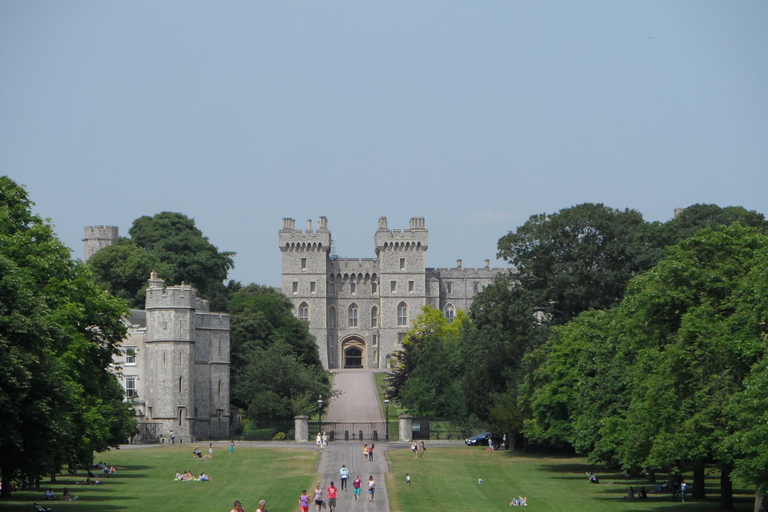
315 432 328 449
625 486 648 499
362 443 375 461
193 443 215 458
508 496 527 506
175 470 212 481
410 440 427 458
231 499 267 512
43 488 78 501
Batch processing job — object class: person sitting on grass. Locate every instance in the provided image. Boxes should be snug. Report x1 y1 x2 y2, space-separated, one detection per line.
62 488 78 501
175 471 182 481
109 466 116 474
199 472 211 481
44 488 55 500
625 486 635 499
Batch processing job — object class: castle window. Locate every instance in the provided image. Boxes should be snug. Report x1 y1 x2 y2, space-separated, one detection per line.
292 282 298 294
124 346 137 366
218 380 222 398
390 281 397 293
408 280 414 293
329 307 336 328
178 408 184 426
399 258 406 270
473 283 479 294
179 376 183 393
329 283 336 295
445 304 456 324
349 304 358 328
301 258 307 270
310 281 316 294
397 333 406 344
371 306 378 328
299 302 309 322
372 282 378 294
163 351 167 368
446 282 453 294
397 302 408 327
124 376 137 399
350 282 356 295
372 334 378 346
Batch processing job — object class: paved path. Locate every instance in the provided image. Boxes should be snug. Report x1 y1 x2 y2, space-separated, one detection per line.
325 370 385 422
316 369 390 511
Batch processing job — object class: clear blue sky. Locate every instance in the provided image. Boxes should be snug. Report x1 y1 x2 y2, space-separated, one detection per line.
2 1 766 287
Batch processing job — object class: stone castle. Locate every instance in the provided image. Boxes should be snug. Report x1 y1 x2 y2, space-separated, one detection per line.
84 227 232 442
280 216 504 369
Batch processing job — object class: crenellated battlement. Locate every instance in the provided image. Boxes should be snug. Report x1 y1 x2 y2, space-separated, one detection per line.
144 272 197 310
279 217 332 252
83 225 119 262
374 217 429 252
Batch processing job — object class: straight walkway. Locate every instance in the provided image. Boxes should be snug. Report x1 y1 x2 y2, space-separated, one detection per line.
316 369 391 511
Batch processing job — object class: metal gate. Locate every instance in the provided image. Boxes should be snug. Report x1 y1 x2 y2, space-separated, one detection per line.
411 418 431 440
311 421 386 442
131 422 163 444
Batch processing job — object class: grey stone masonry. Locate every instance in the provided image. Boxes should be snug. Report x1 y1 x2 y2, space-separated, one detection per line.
279 216 507 370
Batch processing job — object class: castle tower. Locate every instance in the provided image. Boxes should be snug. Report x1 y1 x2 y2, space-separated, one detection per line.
83 225 118 262
143 272 198 442
279 217 332 367
375 217 429 368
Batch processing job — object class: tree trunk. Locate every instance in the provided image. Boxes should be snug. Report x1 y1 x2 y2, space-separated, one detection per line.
720 468 735 511
754 485 767 512
50 473 56 483
648 469 656 484
693 463 706 500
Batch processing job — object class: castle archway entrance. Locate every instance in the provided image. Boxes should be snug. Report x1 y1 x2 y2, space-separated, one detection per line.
340 336 366 369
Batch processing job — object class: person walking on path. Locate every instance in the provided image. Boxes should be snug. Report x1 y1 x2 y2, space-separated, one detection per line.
322 432 328 450
316 433 322 450
369 443 374 462
313 484 324 512
255 499 267 512
339 465 349 491
419 441 427 458
299 490 310 512
411 441 418 458
368 475 376 502
170 430 176 445
352 476 361 502
231 500 244 512
363 443 369 461
326 482 338 512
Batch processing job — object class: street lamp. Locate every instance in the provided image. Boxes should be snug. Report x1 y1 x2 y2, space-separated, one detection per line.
384 399 390 442
317 397 324 436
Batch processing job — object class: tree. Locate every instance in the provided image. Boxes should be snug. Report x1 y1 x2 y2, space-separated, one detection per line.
0 177 136 497
87 239 173 308
496 203 657 325
522 224 768 507
228 284 330 423
88 212 236 311
387 306 469 420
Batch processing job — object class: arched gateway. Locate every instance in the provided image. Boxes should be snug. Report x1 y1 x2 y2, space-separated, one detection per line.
340 336 366 369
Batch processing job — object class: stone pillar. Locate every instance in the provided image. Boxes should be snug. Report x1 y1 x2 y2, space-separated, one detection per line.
294 415 309 442
398 415 413 443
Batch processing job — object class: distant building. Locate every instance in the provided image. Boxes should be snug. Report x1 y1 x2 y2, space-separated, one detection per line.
280 216 506 370
84 226 232 442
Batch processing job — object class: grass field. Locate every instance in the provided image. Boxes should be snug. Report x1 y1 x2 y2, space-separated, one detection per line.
0 443 319 512
386 446 756 512
2 443 756 512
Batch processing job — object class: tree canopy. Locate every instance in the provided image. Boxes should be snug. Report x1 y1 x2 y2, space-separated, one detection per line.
88 212 236 311
0 176 136 496
228 284 330 424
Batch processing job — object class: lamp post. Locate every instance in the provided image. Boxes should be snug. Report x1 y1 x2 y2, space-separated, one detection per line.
384 399 390 442
317 397 324 437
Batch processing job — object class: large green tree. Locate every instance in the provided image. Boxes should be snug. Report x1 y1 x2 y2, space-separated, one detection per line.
496 203 658 325
0 177 136 497
228 284 330 423
387 306 469 420
88 212 236 311
523 224 768 508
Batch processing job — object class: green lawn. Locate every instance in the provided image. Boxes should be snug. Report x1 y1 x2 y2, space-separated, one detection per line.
386 446 756 512
0 444 318 512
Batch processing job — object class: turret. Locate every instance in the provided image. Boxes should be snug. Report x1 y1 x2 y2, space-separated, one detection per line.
83 225 118 262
